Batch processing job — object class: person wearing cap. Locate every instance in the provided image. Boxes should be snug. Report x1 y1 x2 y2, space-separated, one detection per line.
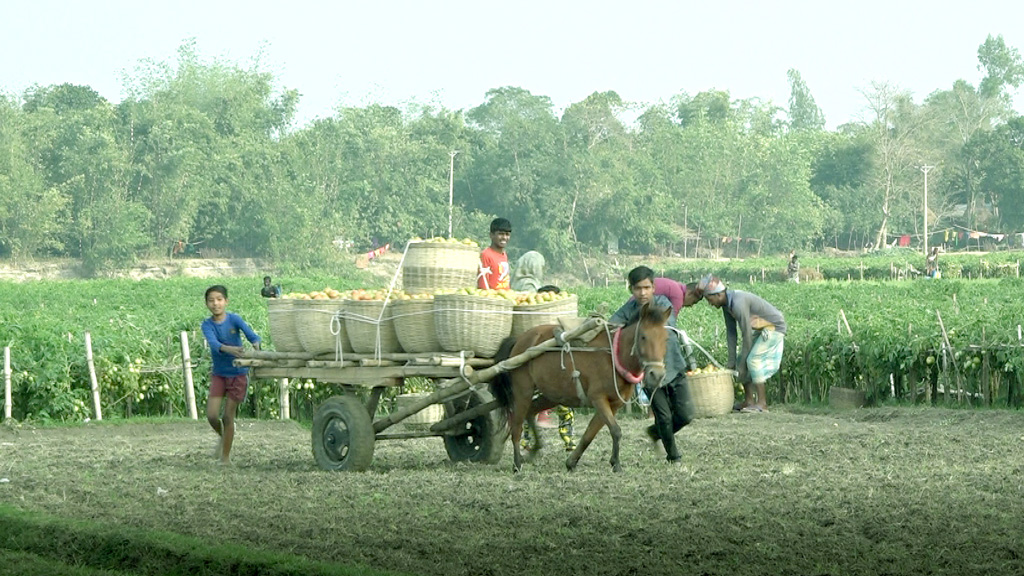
698 275 786 413
478 218 512 290
609 266 694 463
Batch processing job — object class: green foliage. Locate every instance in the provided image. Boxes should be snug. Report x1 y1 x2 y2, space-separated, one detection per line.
3 269 1024 422
5 38 1024 270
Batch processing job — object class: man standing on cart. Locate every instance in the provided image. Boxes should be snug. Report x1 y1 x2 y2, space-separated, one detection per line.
478 218 512 290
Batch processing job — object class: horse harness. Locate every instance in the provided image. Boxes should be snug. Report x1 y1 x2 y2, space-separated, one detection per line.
528 318 664 407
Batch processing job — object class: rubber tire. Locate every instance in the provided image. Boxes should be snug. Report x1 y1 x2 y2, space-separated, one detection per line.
312 395 375 471
443 389 506 464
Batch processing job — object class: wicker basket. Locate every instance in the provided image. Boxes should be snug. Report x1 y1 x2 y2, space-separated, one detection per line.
395 392 444 429
687 370 735 418
401 241 480 293
433 293 514 357
390 298 440 353
293 298 350 355
511 294 578 337
267 298 303 353
344 299 403 354
829 386 865 409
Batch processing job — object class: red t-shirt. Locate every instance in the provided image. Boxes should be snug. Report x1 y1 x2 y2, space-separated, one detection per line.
654 277 685 314
478 247 510 290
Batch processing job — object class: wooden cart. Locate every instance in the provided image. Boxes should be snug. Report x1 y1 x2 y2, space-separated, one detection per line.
243 317 601 471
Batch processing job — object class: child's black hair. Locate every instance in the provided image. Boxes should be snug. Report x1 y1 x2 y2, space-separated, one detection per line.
205 285 228 300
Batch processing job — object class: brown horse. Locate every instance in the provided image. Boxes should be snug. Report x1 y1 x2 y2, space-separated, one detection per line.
490 303 671 472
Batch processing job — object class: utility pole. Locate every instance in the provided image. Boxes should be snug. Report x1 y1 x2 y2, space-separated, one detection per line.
450 150 462 237
920 164 934 256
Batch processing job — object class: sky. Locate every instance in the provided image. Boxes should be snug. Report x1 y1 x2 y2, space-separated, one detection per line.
3 0 1024 130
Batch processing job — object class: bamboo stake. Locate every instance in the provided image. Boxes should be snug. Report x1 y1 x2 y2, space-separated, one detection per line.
372 317 603 433
3 346 11 420
279 378 290 420
180 332 198 420
935 311 961 403
85 331 102 421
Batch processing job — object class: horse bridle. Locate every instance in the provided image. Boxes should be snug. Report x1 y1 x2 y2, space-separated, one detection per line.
629 321 666 377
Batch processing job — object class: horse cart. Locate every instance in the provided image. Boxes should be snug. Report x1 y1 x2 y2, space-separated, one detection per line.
241 317 602 472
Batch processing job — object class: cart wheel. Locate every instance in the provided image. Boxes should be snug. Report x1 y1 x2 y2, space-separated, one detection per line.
312 395 375 471
444 389 506 464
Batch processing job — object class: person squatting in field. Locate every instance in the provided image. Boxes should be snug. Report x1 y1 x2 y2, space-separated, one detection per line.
201 285 261 464
697 275 786 413
511 258 577 452
609 266 694 463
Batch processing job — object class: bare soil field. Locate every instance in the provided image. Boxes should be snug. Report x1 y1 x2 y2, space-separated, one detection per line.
1 407 1023 576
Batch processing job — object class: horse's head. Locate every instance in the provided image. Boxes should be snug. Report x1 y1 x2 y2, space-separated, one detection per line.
631 302 671 387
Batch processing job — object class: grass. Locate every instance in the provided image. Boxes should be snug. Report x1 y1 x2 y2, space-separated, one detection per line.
1 407 1023 575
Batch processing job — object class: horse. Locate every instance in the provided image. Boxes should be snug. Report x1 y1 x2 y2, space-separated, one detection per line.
490 302 672 473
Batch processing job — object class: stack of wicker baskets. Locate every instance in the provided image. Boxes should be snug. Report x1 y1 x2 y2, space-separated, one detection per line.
267 298 303 353
344 299 403 354
401 241 480 294
511 294 578 337
390 298 440 354
433 293 513 357
687 369 736 417
293 299 350 355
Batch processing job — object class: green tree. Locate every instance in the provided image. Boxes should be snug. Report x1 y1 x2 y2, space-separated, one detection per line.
23 88 146 272
0 95 66 259
465 87 567 260
860 82 929 248
787 69 826 132
971 115 1024 229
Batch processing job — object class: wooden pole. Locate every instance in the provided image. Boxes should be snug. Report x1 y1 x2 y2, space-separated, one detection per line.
279 378 290 420
3 346 11 420
85 331 102 421
372 317 603 433
180 331 198 420
735 216 742 259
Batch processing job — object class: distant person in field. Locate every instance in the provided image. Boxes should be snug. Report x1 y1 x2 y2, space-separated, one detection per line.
925 247 941 279
201 285 262 464
511 251 545 292
260 276 282 298
698 275 786 413
610 266 693 463
787 252 800 283
478 218 512 290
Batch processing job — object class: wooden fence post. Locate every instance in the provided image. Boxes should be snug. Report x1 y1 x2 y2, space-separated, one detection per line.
180 331 198 420
4 346 11 420
85 331 102 421
279 378 290 420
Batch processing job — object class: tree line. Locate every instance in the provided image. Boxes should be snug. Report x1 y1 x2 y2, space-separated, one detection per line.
2 37 1023 274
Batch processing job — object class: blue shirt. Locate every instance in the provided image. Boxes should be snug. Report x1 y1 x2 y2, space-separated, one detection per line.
201 312 261 377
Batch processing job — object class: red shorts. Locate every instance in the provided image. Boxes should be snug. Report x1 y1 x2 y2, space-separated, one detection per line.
209 374 249 403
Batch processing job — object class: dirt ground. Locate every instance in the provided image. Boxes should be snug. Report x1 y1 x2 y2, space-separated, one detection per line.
1 407 1023 576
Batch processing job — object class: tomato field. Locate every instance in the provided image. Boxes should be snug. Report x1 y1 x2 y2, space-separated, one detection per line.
2 270 1024 423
